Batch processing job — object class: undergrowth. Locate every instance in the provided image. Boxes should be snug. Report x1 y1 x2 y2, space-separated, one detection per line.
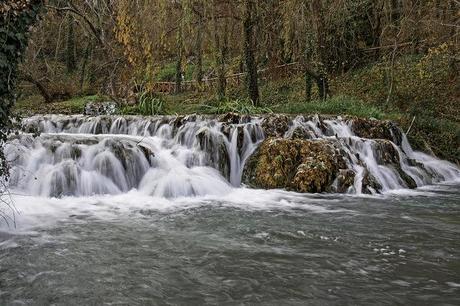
271 95 386 119
120 92 167 116
201 98 273 115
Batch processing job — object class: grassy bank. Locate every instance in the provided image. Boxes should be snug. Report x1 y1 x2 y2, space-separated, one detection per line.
14 94 103 116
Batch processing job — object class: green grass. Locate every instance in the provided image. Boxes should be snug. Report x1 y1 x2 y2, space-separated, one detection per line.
200 98 273 115
13 94 104 115
271 95 386 119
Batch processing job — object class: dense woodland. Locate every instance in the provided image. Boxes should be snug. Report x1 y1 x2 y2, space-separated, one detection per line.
1 0 460 162
15 0 457 102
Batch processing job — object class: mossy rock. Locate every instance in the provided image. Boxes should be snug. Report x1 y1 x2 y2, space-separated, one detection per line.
351 118 403 144
336 169 356 193
372 139 417 189
243 138 348 193
261 114 290 137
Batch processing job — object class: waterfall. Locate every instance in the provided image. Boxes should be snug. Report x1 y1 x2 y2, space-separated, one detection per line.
5 114 459 198
283 115 459 193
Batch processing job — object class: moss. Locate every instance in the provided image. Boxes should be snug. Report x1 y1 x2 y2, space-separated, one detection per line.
243 138 348 193
336 169 355 193
261 114 290 137
351 119 402 144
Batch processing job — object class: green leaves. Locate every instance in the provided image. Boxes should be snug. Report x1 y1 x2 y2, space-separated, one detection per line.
120 92 168 116
0 0 44 177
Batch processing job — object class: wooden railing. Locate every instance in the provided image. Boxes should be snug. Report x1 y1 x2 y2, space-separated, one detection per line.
151 62 302 94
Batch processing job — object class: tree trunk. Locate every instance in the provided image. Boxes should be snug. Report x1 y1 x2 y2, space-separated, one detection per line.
305 72 313 102
218 20 229 99
175 29 183 94
195 16 204 87
311 0 329 100
317 76 329 100
217 51 227 100
79 41 92 93
22 74 52 103
175 54 182 94
66 16 77 73
175 5 184 94
448 0 458 77
243 0 259 105
213 15 225 99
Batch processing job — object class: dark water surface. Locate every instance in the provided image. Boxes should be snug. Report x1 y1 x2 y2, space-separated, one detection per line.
1 184 460 305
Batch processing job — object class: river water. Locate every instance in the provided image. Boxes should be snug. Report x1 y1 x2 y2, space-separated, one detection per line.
1 114 460 305
1 183 459 305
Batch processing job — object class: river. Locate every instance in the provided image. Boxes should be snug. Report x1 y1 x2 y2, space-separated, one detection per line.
1 114 459 305
1 184 459 305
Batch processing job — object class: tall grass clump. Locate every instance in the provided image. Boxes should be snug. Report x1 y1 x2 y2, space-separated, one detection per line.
120 92 167 116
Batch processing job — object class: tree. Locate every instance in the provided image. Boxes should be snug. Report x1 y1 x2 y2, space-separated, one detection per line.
242 0 259 105
66 14 77 73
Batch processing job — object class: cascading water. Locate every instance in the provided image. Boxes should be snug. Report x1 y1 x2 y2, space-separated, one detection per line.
3 114 460 305
7 115 265 198
5 114 459 198
284 115 459 193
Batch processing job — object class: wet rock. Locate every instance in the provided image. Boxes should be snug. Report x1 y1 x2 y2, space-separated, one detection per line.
84 101 118 116
218 112 243 124
261 114 290 137
351 118 403 145
397 168 417 189
243 138 348 193
137 143 155 160
171 115 185 129
196 128 230 178
373 139 400 164
289 126 311 140
70 146 82 160
362 169 382 194
372 139 417 189
336 169 356 193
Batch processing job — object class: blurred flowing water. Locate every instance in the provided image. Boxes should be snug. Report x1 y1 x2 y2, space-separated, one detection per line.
1 184 459 305
1 115 459 305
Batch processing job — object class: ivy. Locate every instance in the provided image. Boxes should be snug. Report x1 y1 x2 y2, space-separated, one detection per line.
0 0 44 177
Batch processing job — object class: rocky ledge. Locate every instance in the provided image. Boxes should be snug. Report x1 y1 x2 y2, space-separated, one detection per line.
21 113 452 194
243 138 350 193
242 137 419 194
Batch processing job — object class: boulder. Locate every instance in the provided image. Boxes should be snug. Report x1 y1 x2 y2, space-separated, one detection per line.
372 139 417 189
351 118 403 145
216 112 251 124
261 114 290 137
243 138 349 193
335 169 356 193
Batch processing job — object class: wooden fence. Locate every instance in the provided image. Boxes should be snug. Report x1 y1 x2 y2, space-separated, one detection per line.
151 62 302 94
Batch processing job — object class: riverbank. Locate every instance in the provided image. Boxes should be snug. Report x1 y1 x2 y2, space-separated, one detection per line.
13 53 459 164
13 93 459 166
